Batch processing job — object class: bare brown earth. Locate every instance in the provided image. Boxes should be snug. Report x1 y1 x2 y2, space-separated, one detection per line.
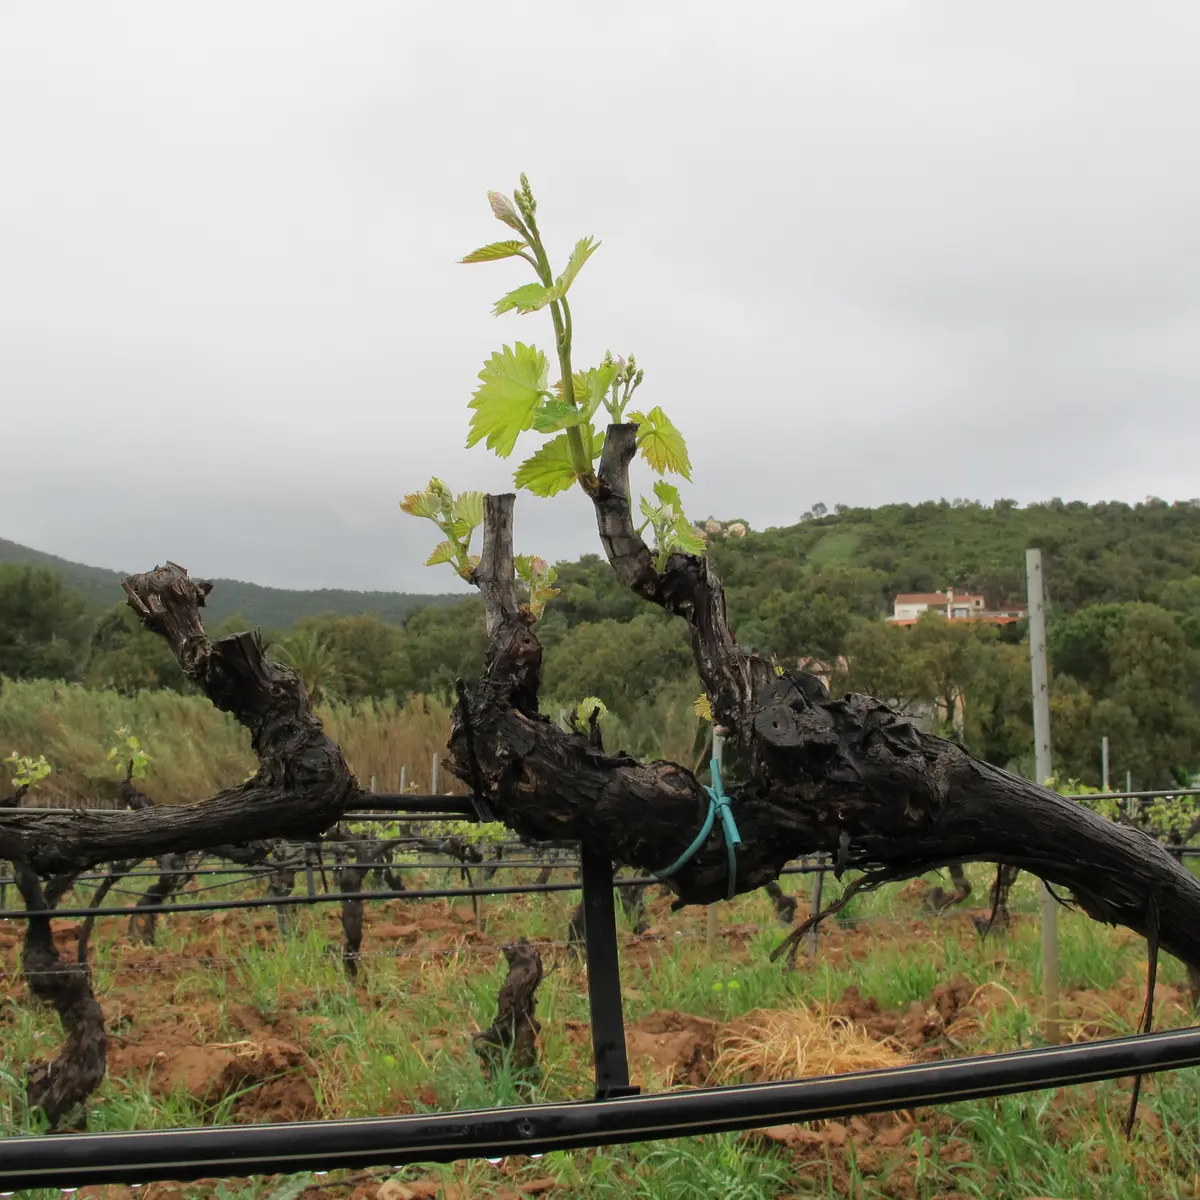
0 877 1193 1199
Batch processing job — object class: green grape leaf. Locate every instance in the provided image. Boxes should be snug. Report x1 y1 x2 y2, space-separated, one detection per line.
628 406 692 479
577 361 620 420
532 398 585 433
652 479 683 512
514 433 579 497
442 518 474 541
546 236 600 302
667 515 707 557
694 694 713 722
574 696 608 723
399 486 439 519
488 191 525 232
425 540 458 567
460 240 528 264
451 490 485 529
514 554 560 619
553 371 588 407
467 343 549 458
493 282 551 316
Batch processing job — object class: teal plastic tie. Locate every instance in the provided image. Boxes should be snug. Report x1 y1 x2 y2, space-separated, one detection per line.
653 757 742 900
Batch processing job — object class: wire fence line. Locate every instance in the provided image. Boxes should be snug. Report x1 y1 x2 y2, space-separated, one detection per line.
4 782 1196 924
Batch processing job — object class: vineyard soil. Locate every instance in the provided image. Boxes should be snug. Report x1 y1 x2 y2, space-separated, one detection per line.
2 863 1199 1199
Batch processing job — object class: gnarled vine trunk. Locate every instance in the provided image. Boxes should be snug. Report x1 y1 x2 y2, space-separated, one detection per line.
14 864 106 1132
3 458 1200 1127
441 436 1200 976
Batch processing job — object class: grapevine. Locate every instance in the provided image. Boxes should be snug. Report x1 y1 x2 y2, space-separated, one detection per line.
401 175 704 592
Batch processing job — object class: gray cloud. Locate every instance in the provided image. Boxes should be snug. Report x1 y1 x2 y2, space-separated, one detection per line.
3 2 1197 592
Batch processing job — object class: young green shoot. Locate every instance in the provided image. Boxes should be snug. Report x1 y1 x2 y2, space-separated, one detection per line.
402 175 705 593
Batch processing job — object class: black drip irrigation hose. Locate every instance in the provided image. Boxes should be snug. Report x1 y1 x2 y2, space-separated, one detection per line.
3 1026 1200 1190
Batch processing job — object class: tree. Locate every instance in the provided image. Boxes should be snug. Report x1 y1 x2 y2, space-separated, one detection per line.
838 619 927 711
541 612 694 713
731 586 853 666
1049 602 1200 787
292 613 409 702
0 564 90 682
272 629 342 704
395 599 489 699
1161 576 1200 648
85 602 188 693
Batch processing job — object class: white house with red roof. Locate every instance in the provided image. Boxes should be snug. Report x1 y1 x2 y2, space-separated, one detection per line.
889 588 1025 627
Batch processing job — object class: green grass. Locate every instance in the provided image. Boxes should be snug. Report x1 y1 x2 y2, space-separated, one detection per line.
1 863 1199 1197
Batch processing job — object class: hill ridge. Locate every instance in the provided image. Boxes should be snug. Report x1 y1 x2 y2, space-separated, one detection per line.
0 537 460 628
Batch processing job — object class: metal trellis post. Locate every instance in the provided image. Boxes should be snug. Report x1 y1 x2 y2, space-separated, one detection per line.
579 841 639 1100
1026 547 1060 1044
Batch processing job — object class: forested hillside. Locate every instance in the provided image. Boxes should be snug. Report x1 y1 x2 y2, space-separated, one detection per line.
3 497 1199 789
0 538 458 627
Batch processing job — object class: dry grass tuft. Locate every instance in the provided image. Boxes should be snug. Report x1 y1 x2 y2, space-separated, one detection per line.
712 1005 910 1084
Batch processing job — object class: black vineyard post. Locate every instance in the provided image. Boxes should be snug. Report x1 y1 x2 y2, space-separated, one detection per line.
579 841 639 1099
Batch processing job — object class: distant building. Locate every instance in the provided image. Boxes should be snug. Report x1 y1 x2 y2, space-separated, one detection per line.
888 587 1026 627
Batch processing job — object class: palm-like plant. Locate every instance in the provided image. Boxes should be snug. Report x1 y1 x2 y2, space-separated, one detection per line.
273 630 341 704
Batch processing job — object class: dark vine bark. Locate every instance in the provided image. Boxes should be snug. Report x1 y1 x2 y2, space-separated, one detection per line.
0 563 359 874
265 843 301 936
472 938 543 1079
927 863 973 913
444 448 1200 975
14 863 106 1131
129 852 195 945
0 564 357 1127
328 827 368 980
764 880 798 925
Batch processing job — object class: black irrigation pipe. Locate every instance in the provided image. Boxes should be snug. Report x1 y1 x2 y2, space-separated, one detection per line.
4 1025 1200 1190
0 864 836 921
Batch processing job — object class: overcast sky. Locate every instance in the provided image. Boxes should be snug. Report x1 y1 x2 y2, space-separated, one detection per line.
3 3 1198 594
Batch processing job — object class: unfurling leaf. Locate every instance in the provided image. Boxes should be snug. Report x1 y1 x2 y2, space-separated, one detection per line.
460 240 528 264
399 487 439 519
576 361 620 420
493 282 551 316
488 191 525 232
514 553 560 620
628 406 692 480
694 694 713 722
652 479 683 512
532 398 585 433
546 236 600 301
425 540 458 567
667 516 707 557
5 751 52 790
514 433 579 497
466 342 549 458
451 490 485 530
576 696 608 722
